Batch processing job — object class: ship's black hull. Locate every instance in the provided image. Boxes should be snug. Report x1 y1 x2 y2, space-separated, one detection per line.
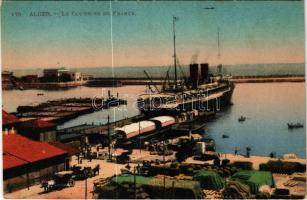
139 84 234 117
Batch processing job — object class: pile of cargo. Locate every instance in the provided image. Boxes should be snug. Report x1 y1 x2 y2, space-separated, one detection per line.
203 189 223 199
223 180 252 199
259 160 306 174
193 170 225 190
92 159 305 199
231 161 253 170
178 163 240 178
93 175 203 199
139 162 241 179
222 170 274 198
230 171 274 194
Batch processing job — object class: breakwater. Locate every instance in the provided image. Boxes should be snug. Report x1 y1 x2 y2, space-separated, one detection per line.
3 75 304 90
86 75 305 87
22 81 85 90
231 75 305 83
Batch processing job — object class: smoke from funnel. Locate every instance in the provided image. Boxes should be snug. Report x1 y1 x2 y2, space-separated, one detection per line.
190 51 199 64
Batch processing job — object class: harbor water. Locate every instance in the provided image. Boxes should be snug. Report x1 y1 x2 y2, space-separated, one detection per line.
3 82 306 158
206 82 306 158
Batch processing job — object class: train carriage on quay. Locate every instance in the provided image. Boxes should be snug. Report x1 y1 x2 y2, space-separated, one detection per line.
114 116 176 148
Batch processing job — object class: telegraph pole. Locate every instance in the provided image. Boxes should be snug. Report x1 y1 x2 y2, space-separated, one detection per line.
139 120 142 153
134 166 136 199
162 128 166 198
85 175 87 199
173 16 178 90
107 114 111 160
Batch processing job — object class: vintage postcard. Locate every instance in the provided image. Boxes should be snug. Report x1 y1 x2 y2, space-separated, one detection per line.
1 0 306 199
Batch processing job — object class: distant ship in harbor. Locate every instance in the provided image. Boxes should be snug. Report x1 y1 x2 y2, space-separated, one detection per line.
287 122 304 129
137 17 234 116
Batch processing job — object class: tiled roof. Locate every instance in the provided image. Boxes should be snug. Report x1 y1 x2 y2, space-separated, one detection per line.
3 134 67 170
3 153 27 170
20 119 56 129
2 110 20 126
49 142 80 156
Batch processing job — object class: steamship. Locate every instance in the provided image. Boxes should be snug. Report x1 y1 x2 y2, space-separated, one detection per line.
137 17 234 116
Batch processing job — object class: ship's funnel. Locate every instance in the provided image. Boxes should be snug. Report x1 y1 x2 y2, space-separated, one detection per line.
189 64 199 89
200 63 209 84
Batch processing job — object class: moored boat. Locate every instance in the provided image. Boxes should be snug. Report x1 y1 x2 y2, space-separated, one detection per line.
287 123 304 129
238 116 246 122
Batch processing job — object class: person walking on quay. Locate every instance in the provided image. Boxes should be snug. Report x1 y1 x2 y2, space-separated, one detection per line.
235 147 238 156
246 147 251 158
77 154 80 164
136 164 141 175
95 164 101 175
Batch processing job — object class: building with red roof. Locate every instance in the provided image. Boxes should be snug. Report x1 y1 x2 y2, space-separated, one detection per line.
20 118 56 129
49 141 80 157
2 110 57 142
2 110 20 129
3 153 27 170
3 133 68 193
49 141 81 169
18 118 57 142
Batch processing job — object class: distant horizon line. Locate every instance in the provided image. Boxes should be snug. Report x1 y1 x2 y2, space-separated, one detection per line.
4 61 305 71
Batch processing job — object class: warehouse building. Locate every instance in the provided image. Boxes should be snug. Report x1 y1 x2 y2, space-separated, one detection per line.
18 119 57 142
2 110 20 130
3 133 68 193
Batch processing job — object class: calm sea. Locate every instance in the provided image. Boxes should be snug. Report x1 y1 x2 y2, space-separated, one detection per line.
10 63 305 78
206 82 306 158
3 82 306 158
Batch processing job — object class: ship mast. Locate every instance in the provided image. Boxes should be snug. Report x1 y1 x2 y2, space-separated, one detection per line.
173 16 178 90
217 27 222 75
217 27 221 59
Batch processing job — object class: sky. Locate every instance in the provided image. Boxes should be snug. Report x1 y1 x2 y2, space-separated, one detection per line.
1 1 305 69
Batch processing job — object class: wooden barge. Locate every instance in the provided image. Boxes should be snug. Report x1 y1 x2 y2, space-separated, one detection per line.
15 97 127 124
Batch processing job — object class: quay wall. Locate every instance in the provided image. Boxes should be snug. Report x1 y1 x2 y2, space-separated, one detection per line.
22 81 85 89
